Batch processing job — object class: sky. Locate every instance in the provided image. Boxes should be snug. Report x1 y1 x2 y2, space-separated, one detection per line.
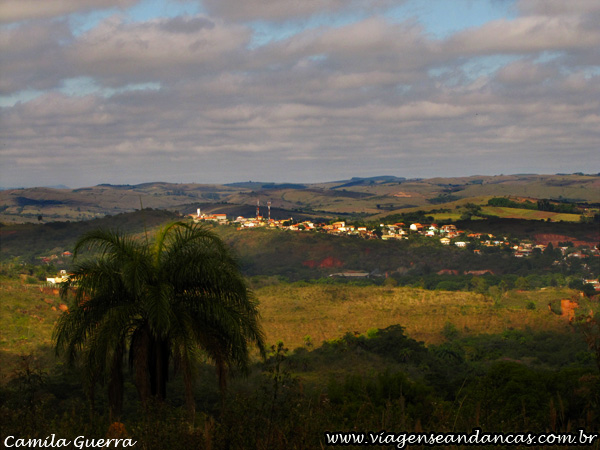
1 0 599 188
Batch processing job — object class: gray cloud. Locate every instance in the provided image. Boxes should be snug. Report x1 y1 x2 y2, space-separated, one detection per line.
1 3 599 188
495 59 555 86
0 20 74 94
445 15 600 56
516 0 600 17
201 0 400 23
69 15 251 85
0 0 139 23
160 16 215 33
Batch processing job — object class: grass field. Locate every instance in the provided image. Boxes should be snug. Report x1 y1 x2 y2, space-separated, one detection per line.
480 206 581 222
1 277 594 383
0 280 64 382
376 196 585 223
257 284 583 349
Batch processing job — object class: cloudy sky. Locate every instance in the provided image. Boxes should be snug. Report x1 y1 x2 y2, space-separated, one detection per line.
1 0 599 188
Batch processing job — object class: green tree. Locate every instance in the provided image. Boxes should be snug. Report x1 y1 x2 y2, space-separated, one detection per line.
470 276 488 295
515 277 530 291
575 316 600 372
54 222 265 419
537 199 552 212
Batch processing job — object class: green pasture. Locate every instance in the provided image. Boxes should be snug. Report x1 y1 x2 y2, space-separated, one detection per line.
481 206 581 221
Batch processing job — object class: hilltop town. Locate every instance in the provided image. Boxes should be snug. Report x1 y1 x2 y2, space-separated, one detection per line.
186 206 600 290
190 207 599 258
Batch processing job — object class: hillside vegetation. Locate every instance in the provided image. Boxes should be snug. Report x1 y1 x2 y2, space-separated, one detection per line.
257 283 586 348
0 209 178 262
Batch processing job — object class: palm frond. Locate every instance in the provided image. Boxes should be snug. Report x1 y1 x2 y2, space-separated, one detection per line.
73 228 145 261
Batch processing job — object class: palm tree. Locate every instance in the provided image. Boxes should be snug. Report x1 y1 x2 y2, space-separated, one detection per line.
54 221 265 419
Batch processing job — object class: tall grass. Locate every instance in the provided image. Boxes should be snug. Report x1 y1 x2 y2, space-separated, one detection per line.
256 284 582 349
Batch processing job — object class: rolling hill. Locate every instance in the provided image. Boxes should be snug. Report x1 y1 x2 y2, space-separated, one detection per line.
0 173 598 224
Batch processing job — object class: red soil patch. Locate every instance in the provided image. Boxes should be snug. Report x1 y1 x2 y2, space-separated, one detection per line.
39 286 60 295
437 269 459 275
465 269 495 276
561 299 578 321
318 256 344 268
534 233 598 248
303 257 344 269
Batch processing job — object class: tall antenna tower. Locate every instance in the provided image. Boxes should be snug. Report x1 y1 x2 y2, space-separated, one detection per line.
267 201 271 221
256 199 260 219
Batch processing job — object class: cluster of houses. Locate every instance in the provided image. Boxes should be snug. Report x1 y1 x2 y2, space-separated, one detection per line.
190 210 379 236
40 250 72 264
191 211 519 251
41 209 597 288
379 223 486 246
188 210 600 260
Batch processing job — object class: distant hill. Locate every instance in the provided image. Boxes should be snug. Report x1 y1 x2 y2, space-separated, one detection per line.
0 185 70 190
224 181 307 190
0 209 180 263
1 174 598 224
331 175 406 189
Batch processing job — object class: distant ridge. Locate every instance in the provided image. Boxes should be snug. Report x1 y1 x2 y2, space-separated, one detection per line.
224 182 308 190
0 184 70 190
223 181 267 189
332 176 406 189
96 182 172 189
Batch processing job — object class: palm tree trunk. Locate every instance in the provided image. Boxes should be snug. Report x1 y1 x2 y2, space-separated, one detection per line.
155 338 169 400
182 353 196 423
108 343 124 421
132 325 152 407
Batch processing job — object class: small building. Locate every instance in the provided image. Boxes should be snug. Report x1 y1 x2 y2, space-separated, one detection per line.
410 223 423 232
441 224 457 234
46 276 68 285
329 271 370 278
